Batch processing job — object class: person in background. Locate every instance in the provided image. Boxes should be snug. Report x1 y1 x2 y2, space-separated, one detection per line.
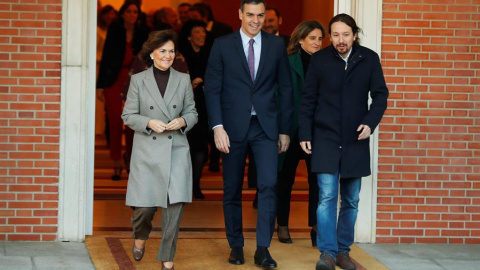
299 14 388 270
97 5 117 79
96 5 117 140
153 7 181 32
263 7 289 45
192 2 233 38
204 0 293 268
97 0 149 180
177 2 191 25
190 3 231 173
125 0 148 29
122 30 198 270
178 20 213 199
276 20 325 247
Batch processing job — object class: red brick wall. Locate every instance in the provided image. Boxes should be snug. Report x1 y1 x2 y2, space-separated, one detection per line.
378 0 480 244
0 0 62 241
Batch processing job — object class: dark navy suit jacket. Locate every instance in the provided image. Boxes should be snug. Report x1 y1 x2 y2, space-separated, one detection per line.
204 30 293 142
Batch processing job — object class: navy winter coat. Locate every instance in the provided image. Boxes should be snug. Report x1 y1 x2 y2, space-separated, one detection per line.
298 44 389 178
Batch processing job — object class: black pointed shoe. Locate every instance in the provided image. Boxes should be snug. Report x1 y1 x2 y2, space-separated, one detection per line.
228 247 245 265
254 248 277 269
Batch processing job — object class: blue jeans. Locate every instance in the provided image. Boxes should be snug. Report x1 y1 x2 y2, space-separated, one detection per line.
316 172 361 257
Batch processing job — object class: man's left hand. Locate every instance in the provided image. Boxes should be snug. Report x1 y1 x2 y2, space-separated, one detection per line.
357 124 371 140
278 134 290 153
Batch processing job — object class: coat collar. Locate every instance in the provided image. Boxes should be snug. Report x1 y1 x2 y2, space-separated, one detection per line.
255 31 269 84
143 67 179 119
289 52 304 81
327 44 364 72
328 43 362 62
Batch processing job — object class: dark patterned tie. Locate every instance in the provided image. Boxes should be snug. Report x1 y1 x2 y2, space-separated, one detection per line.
248 39 255 81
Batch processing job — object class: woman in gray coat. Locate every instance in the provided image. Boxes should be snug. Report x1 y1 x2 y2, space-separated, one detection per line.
122 30 198 270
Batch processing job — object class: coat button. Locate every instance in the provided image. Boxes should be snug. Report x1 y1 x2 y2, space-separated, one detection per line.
153 136 156 140
173 105 177 109
150 106 154 110
168 135 172 139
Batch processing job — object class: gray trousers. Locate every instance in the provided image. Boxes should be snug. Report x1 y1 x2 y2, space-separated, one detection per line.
131 202 184 261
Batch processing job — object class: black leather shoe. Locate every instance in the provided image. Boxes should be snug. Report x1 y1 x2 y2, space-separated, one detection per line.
254 248 277 269
228 247 245 265
132 240 145 261
277 226 292 244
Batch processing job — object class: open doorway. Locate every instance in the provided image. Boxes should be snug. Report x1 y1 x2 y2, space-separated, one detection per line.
91 0 334 236
86 0 381 242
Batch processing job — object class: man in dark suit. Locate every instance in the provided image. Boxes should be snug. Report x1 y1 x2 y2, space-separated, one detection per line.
247 7 289 206
204 0 293 269
263 7 290 46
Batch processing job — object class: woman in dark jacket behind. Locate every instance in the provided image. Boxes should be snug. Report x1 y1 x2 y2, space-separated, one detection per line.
97 0 149 180
178 20 213 199
276 21 326 246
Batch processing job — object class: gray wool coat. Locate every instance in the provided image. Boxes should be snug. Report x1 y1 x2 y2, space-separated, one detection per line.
122 67 198 208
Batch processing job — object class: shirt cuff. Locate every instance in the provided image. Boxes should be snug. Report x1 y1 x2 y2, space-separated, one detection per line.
212 124 223 130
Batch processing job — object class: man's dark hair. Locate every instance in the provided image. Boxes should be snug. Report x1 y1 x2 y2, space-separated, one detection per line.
178 2 191 9
328 13 362 45
192 2 214 21
141 30 178 68
189 5 209 20
266 7 280 18
240 0 267 12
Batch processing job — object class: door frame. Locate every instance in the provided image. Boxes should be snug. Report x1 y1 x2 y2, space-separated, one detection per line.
336 0 384 243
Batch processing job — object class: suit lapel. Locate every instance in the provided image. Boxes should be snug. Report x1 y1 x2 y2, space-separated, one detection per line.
143 67 171 119
163 68 179 107
233 31 252 84
255 32 270 85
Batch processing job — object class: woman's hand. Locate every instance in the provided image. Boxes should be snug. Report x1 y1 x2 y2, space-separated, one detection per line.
148 119 167 133
192 77 203 89
300 141 312 154
165 117 186 131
